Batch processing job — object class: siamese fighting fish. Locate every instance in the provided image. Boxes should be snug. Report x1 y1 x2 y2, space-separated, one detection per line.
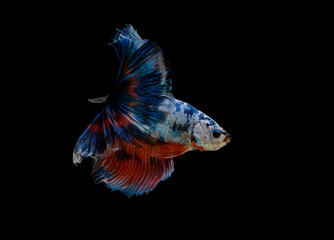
73 25 231 197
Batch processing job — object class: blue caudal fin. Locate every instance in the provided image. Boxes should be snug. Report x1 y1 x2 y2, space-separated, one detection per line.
74 25 175 165
112 24 170 90
104 25 174 143
111 24 144 57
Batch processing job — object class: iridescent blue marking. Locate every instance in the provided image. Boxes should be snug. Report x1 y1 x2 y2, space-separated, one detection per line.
175 101 184 112
198 113 216 126
183 104 199 117
95 166 114 182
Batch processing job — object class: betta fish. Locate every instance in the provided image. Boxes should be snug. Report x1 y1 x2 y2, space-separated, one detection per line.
73 25 231 197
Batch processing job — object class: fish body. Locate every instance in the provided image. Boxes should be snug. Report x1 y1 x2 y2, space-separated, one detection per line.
152 99 230 152
73 25 231 197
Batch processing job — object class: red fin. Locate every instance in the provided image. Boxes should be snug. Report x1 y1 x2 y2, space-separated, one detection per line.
152 143 189 158
93 141 176 197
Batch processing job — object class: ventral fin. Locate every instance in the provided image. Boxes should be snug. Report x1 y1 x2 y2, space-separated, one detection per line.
152 143 189 158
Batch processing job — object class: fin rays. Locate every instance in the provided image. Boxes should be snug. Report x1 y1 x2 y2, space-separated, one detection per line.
93 142 175 197
73 25 177 197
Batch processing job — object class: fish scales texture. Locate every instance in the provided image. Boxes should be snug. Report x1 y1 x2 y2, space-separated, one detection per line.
73 25 231 197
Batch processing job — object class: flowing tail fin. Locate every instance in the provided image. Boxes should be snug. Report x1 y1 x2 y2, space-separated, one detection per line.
73 25 178 196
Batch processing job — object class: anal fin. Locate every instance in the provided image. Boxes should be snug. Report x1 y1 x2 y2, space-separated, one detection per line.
93 142 177 197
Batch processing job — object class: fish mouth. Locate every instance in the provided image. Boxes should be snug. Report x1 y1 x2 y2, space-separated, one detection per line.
223 134 231 144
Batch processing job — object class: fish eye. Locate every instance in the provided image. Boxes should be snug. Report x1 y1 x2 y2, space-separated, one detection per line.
212 129 221 138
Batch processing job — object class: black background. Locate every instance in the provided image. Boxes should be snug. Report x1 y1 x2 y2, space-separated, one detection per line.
7 2 308 235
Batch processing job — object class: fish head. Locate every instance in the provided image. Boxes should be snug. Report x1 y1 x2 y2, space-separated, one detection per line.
192 119 231 151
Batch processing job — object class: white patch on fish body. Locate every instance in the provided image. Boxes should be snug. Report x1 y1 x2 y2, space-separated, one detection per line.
158 97 175 113
152 99 188 143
